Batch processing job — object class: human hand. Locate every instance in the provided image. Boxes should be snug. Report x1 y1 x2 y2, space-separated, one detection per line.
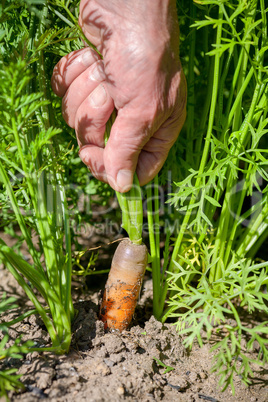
51 0 187 192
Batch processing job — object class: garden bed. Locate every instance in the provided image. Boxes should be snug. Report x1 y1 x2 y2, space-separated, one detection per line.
1 245 267 402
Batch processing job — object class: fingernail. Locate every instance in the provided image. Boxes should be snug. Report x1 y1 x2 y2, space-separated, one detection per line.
90 61 105 81
89 85 107 107
78 148 89 164
116 170 133 192
82 49 96 66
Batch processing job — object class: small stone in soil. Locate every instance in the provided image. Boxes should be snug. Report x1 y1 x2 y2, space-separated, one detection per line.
188 371 200 383
78 376 87 383
198 394 220 402
94 362 111 376
116 386 125 395
167 383 181 391
26 385 47 399
199 370 207 380
103 358 115 367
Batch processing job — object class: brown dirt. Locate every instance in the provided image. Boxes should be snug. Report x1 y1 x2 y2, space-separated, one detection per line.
0 234 268 402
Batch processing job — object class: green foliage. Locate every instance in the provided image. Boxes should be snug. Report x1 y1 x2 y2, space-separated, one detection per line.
168 255 268 342
0 294 34 399
0 368 24 400
0 334 34 361
148 0 268 393
0 1 79 354
72 250 100 276
0 295 17 333
153 357 175 374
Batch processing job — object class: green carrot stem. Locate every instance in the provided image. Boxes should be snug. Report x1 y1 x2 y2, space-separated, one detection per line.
223 180 248 267
146 179 161 318
199 84 267 248
245 226 268 259
236 197 268 258
3 309 43 327
11 64 60 298
154 175 160 273
194 59 213 158
116 173 143 244
57 172 74 321
0 242 71 342
260 0 267 42
221 48 244 135
217 47 233 130
35 10 74 320
50 1 101 56
0 162 43 274
168 7 223 274
0 250 60 348
211 79 262 282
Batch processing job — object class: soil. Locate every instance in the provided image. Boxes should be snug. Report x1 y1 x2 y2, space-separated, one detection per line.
0 232 268 402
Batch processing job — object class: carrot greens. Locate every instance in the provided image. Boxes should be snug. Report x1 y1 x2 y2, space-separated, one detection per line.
116 174 143 245
145 0 268 392
0 1 81 354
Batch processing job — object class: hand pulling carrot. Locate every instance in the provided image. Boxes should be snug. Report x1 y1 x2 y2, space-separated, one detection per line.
100 238 147 331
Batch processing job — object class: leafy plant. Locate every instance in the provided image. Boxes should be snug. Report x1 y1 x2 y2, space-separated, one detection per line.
146 0 268 392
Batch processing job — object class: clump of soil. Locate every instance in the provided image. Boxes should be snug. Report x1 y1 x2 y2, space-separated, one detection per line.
0 264 268 401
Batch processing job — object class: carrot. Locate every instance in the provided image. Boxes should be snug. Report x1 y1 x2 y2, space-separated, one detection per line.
100 238 147 331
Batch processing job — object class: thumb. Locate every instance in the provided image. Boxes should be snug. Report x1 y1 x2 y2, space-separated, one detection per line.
104 110 148 192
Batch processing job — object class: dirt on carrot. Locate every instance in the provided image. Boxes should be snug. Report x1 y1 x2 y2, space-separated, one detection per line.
100 238 148 331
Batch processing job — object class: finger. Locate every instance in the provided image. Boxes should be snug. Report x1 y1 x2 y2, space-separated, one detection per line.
51 48 100 97
78 108 144 190
102 111 150 192
137 106 187 186
79 145 107 183
79 2 103 51
136 72 187 185
75 83 114 147
62 60 106 128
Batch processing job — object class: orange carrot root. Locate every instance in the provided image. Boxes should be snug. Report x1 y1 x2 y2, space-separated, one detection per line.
99 238 148 331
